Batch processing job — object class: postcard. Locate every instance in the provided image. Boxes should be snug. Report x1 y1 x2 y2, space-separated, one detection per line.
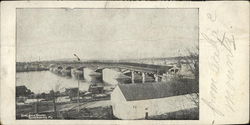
0 1 249 125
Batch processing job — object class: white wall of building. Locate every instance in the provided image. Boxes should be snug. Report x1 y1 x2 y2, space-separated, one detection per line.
111 87 198 119
111 86 130 119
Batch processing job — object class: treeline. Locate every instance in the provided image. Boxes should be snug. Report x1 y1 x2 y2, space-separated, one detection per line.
16 63 48 72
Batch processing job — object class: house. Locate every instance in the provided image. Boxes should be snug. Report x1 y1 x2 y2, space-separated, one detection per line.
111 81 198 119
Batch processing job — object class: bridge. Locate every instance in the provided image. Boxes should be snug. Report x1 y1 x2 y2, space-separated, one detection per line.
48 61 179 84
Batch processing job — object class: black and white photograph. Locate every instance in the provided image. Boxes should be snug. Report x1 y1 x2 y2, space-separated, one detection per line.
0 1 249 124
15 8 199 120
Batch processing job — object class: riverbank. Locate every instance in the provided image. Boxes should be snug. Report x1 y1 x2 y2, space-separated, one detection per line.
17 69 49 72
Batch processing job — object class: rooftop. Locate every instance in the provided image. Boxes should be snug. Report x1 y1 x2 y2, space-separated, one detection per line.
118 79 198 101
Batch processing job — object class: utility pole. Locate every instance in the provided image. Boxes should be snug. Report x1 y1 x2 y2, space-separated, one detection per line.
73 54 81 113
77 73 80 112
34 95 38 114
36 97 39 114
51 90 57 118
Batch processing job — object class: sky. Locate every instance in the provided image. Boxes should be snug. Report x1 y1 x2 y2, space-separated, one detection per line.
17 8 198 62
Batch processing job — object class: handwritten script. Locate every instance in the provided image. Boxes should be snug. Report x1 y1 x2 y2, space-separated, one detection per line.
201 12 236 117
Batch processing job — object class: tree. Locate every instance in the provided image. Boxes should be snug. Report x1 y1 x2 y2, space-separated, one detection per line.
50 90 57 118
66 88 79 99
16 85 33 97
178 46 199 82
41 92 46 99
178 46 199 107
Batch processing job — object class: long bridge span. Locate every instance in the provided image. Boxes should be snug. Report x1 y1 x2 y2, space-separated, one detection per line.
46 61 179 84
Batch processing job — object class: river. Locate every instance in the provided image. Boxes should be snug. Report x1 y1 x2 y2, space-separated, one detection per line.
16 71 91 94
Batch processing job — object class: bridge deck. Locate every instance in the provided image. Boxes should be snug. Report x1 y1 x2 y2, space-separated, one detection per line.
50 62 173 74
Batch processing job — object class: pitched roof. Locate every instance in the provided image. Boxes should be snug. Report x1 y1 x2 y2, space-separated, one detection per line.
118 79 198 101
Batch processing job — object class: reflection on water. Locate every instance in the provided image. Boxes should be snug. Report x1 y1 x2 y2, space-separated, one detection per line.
16 71 91 94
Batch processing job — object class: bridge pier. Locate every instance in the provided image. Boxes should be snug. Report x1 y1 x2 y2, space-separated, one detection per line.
142 72 146 83
154 74 159 82
71 67 84 80
131 71 135 84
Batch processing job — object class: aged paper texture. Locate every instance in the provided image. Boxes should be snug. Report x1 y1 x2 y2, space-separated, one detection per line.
0 1 249 125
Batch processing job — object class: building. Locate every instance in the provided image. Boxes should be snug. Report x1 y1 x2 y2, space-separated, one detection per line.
111 81 198 119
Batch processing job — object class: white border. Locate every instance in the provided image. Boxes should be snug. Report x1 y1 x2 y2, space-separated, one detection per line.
1 1 249 125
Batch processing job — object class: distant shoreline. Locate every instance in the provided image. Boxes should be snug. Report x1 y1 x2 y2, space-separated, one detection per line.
16 69 49 73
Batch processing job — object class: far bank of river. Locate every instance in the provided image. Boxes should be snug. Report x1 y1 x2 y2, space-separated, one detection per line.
16 64 48 72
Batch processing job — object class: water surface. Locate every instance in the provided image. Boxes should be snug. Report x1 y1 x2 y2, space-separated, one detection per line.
16 71 91 94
